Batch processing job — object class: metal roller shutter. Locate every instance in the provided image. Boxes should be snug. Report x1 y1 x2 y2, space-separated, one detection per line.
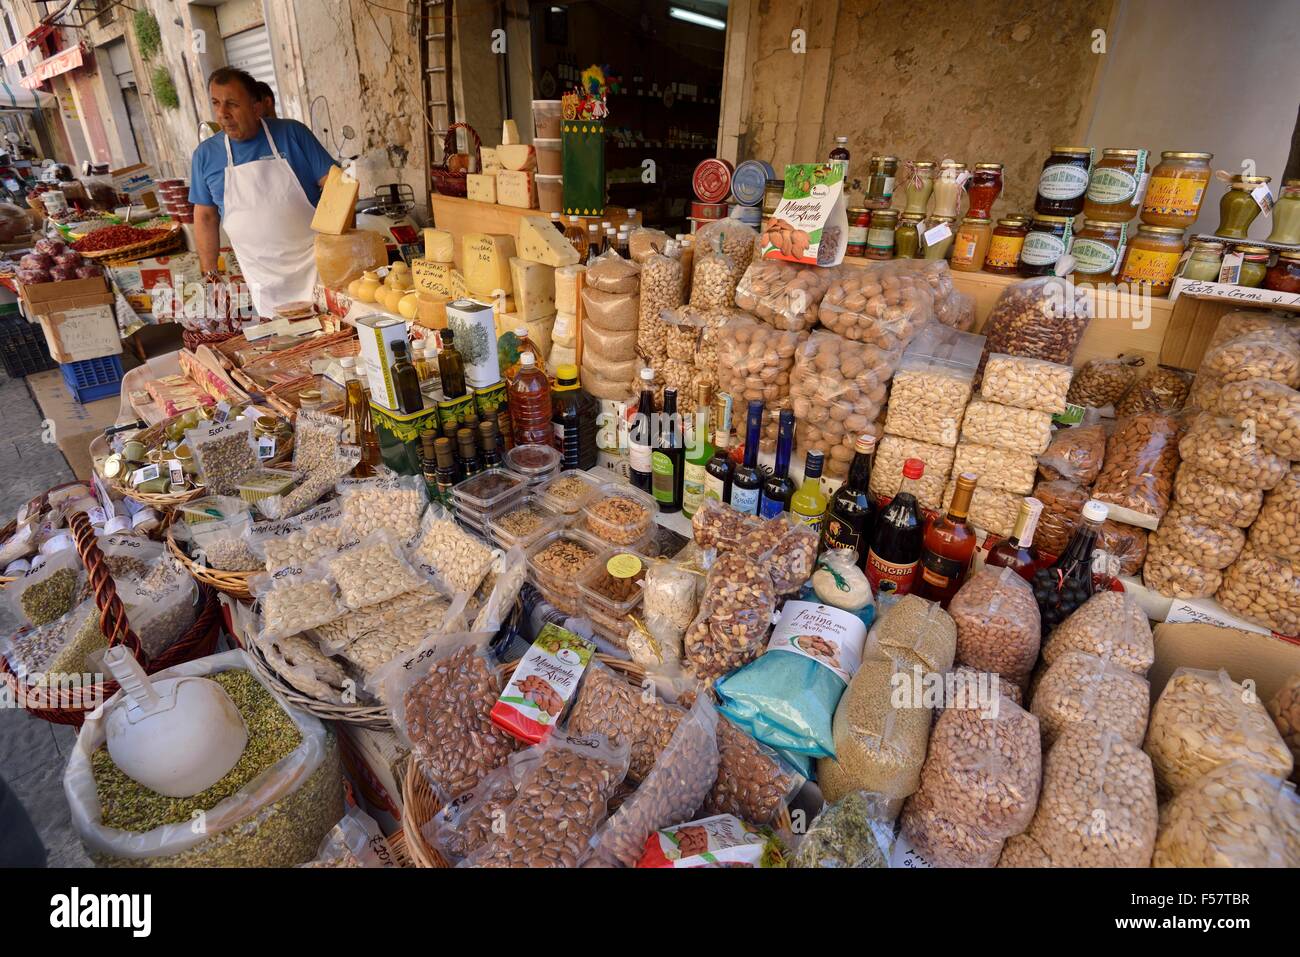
224 26 279 105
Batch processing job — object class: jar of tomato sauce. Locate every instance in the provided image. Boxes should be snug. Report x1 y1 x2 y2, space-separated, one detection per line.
984 217 1030 274
1118 225 1185 296
1141 152 1213 228
1070 220 1127 283
1264 250 1300 293
1034 147 1092 217
1084 148 1147 223
949 216 992 272
966 164 1003 218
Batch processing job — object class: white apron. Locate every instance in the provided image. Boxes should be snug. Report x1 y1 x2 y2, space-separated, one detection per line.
221 120 319 316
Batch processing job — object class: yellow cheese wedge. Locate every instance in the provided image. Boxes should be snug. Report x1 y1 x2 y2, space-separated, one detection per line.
480 147 502 173
463 233 516 298
517 215 579 266
502 119 521 146
423 228 455 263
311 166 359 235
467 173 497 204
496 144 536 172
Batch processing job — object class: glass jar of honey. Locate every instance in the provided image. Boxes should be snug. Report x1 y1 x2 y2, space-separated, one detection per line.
1034 147 1092 217
1070 220 1127 283
1141 151 1213 227
1177 239 1226 282
1264 250 1300 293
966 164 1003 218
866 209 899 260
1215 175 1272 239
894 213 923 259
1019 215 1074 277
1235 245 1271 287
1118 225 1186 296
949 216 993 272
984 217 1030 274
900 161 935 216
1083 148 1147 223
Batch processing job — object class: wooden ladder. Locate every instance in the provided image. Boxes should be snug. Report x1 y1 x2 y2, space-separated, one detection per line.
420 0 456 190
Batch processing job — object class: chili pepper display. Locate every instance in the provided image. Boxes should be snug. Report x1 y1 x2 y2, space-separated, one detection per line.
71 225 169 253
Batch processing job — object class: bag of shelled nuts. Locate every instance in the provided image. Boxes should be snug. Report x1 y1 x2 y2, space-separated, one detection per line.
790 330 894 478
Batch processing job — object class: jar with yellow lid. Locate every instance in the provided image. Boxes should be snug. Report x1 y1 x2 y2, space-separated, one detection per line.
899 161 935 216
932 162 968 219
1070 220 1127 283
1019 215 1074 277
1215 175 1272 239
1141 152 1213 227
1084 148 1147 222
1034 147 1092 217
1267 179 1300 245
949 216 993 272
1177 239 1226 282
922 216 957 260
1264 250 1300 293
984 217 1030 274
1118 225 1186 296
1234 245 1271 288
894 213 924 259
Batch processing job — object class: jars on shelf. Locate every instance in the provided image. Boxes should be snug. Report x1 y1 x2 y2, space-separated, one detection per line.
1141 151 1213 227
1267 179 1300 245
763 179 785 218
984 217 1030 274
895 213 923 259
900 161 935 216
1177 239 1226 282
1070 220 1127 283
1117 225 1186 296
1235 245 1271 287
866 209 898 260
922 216 957 260
1034 146 1092 217
932 161 968 218
949 215 993 272
1215 175 1272 239
847 207 870 258
865 156 899 207
1083 148 1146 222
966 163 1003 218
1264 250 1300 293
1018 214 1074 277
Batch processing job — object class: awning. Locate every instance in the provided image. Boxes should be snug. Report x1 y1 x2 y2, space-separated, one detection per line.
19 43 85 90
0 82 56 110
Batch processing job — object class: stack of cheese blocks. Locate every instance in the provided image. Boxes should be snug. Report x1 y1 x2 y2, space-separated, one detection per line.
406 228 466 327
951 355 1070 537
466 120 539 210
310 166 389 293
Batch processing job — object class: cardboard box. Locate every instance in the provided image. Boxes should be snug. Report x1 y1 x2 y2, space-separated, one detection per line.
1150 621 1300 704
19 275 110 317
25 368 121 480
37 294 120 363
356 313 409 411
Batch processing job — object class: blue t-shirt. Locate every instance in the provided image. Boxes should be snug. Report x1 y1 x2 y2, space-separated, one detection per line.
189 118 336 217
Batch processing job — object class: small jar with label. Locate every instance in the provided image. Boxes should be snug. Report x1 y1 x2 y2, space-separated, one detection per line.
894 213 923 259
983 216 1030 274
1018 214 1074 277
900 161 935 216
846 207 870 258
1141 151 1213 227
1267 179 1300 245
966 163 1003 218
1083 148 1147 223
1215 175 1272 239
865 156 899 207
932 161 968 219
1034 147 1092 217
922 216 957 261
1117 225 1186 296
949 216 993 272
1177 239 1226 282
1070 220 1127 283
1264 250 1300 293
1234 245 1271 288
866 209 899 260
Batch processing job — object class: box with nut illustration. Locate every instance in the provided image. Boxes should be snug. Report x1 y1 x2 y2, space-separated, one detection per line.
760 163 848 267
490 623 596 744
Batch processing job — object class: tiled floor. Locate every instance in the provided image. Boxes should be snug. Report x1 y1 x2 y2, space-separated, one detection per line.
0 369 91 866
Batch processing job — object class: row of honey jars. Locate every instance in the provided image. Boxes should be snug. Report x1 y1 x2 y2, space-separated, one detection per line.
1035 147 1215 228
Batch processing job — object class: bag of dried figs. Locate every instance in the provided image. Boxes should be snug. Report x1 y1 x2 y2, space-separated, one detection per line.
947 565 1041 687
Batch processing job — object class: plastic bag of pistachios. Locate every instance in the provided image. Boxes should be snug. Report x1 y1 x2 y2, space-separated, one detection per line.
0 545 85 633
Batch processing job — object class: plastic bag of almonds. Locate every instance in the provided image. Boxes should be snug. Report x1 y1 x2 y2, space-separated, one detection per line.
1031 650 1150 748
249 564 348 642
408 505 496 595
1145 667 1294 799
980 354 1073 415
684 551 777 683
816 261 935 352
885 363 975 448
1172 466 1263 529
1023 728 1157 868
425 764 517 864
1143 538 1223 600
1199 329 1300 388
734 259 834 332
381 631 519 801
1250 466 1300 563
326 530 429 611
1216 377 1300 460
869 435 953 511
248 500 344 572
1216 544 1300 635
1151 761 1300 868
943 481 1021 538
465 730 630 868
583 695 719 868
1067 355 1145 409
1178 412 1290 492
948 566 1041 686
1038 421 1108 484
1042 589 1154 676
1268 672 1300 777
1114 366 1193 416
1033 478 1089 557
817 654 934 812
960 400 1053 456
567 661 685 782
953 442 1038 496
982 276 1092 366
695 218 756 286
899 785 1006 868
1150 501 1245 570
1092 412 1180 520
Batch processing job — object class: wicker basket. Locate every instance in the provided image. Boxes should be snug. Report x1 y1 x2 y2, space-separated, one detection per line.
243 635 392 730
80 225 185 264
430 123 482 198
182 329 240 353
165 524 257 601
0 510 223 726
399 656 646 868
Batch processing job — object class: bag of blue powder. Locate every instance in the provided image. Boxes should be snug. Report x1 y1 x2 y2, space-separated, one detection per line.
715 599 868 757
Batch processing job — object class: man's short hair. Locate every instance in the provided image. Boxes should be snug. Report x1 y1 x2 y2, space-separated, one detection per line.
207 67 260 99
252 81 275 106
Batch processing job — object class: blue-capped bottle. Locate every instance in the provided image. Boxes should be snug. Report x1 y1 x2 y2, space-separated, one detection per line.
759 409 796 518
729 399 765 516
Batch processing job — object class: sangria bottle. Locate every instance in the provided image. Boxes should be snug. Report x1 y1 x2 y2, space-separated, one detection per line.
1033 499 1108 630
507 352 553 447
865 458 925 598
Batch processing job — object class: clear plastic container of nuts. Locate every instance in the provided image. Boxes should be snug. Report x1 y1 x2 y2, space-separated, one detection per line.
734 259 835 333
982 276 1093 366
578 549 649 647
1199 329 1300 387
526 528 605 615
1031 650 1151 748
816 260 936 351
582 483 658 546
1067 355 1145 409
953 441 1038 496
885 366 974 448
1216 543 1300 636
488 494 563 550
1177 412 1290 491
1092 412 1181 520
1215 377 1300 460
1172 466 1263 529
1150 501 1245 570
536 470 602 515
960 400 1053 456
1248 465 1300 563
980 354 1073 414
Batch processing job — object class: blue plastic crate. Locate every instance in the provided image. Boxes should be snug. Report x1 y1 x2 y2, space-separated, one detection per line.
60 354 123 403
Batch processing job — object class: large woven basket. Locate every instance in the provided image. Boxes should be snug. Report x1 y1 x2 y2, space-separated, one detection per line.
165 524 257 601
243 635 392 730
81 225 185 264
400 656 647 868
430 122 482 198
182 329 240 353
0 510 223 726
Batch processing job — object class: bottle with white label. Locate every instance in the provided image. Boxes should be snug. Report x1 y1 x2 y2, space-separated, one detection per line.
729 399 765 516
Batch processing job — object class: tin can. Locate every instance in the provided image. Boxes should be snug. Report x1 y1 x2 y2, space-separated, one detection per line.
692 158 734 203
